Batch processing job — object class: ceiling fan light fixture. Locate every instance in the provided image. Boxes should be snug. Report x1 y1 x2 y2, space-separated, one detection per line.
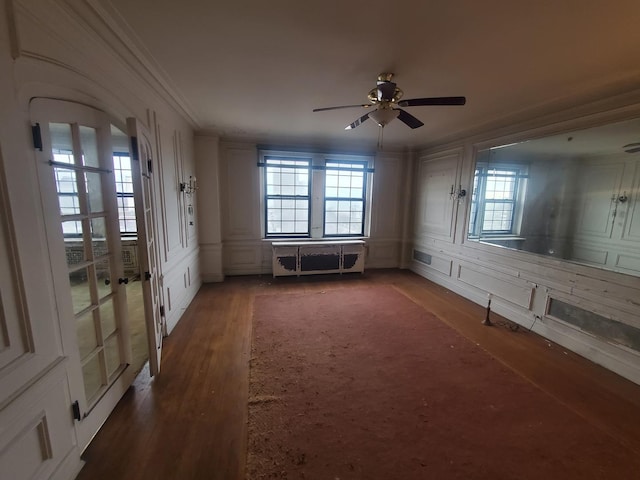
369 108 400 127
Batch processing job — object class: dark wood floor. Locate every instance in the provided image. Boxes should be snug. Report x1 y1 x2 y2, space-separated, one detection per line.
76 269 640 480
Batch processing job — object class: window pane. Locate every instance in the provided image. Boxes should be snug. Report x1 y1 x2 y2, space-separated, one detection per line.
483 202 514 231
264 157 311 235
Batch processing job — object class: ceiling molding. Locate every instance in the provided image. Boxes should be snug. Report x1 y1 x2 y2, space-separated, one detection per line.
82 0 201 127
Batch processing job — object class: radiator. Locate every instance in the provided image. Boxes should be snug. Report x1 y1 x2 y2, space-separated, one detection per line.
272 240 366 277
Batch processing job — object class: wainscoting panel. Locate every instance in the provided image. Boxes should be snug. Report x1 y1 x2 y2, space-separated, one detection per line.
0 360 79 480
223 243 264 275
570 245 609 266
162 250 201 334
615 252 640 274
457 264 534 309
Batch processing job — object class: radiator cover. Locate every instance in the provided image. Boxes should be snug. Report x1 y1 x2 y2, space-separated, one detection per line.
272 240 366 277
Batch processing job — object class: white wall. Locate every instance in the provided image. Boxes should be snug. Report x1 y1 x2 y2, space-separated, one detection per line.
200 140 409 276
0 1 200 478
410 93 640 386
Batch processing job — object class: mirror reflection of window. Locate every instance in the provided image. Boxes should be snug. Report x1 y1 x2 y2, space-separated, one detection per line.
467 116 640 277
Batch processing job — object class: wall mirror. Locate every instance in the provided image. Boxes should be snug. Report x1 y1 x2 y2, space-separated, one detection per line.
467 116 640 277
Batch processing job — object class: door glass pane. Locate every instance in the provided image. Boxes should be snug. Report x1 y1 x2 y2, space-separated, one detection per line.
82 353 104 402
95 258 112 300
100 298 117 338
146 214 153 239
76 311 98 359
104 334 122 377
49 122 73 156
79 126 100 168
85 172 104 213
61 219 83 238
65 240 85 268
69 267 92 314
91 217 109 257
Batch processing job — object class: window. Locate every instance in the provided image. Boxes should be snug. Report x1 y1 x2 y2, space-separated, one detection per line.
264 156 311 237
261 150 373 239
324 160 366 236
113 153 137 235
469 163 527 237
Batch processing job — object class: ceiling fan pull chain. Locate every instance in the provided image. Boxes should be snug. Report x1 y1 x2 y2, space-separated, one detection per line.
377 125 384 150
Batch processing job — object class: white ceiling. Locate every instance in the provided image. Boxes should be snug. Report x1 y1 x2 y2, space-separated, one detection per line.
106 0 640 150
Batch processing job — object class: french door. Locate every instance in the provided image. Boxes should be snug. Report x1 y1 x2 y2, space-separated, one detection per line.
31 99 135 450
128 118 164 375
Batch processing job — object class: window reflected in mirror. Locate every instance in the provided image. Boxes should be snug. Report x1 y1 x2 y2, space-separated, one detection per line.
467 116 640 277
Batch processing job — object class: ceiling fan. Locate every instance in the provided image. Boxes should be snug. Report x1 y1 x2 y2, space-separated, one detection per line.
313 73 466 131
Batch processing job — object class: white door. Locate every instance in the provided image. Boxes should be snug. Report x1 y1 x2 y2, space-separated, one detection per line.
127 118 164 375
30 99 135 450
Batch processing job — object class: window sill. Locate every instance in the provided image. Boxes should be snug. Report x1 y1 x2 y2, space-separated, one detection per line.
263 236 369 243
471 236 525 241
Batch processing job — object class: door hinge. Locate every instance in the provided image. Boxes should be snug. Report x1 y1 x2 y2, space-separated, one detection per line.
32 123 43 151
72 400 81 421
144 271 151 281
160 305 165 317
147 159 153 174
129 136 139 162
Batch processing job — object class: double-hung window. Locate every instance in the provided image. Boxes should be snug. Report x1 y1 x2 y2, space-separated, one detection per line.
261 150 373 239
324 160 366 236
469 163 527 237
264 156 311 237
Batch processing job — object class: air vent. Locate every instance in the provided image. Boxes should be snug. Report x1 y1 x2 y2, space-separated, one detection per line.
547 298 640 353
413 250 432 265
623 142 640 154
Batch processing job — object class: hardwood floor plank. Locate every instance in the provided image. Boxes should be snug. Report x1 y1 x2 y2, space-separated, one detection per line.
76 270 640 479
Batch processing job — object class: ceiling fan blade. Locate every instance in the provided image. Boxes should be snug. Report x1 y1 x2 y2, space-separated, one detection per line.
398 96 466 107
377 81 397 102
344 112 371 130
396 109 424 129
313 104 372 112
